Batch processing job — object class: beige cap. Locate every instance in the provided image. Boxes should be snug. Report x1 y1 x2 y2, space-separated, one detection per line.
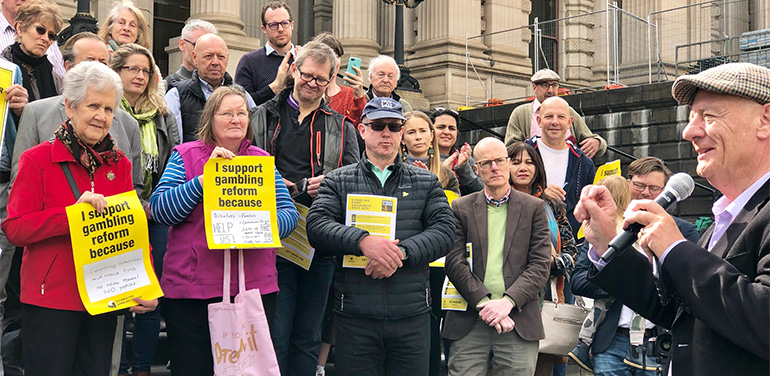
531 69 561 84
672 63 770 105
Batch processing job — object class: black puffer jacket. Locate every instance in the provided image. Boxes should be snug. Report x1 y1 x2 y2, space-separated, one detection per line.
307 155 455 320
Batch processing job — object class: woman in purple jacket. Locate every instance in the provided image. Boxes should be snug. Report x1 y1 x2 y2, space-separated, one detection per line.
149 85 298 376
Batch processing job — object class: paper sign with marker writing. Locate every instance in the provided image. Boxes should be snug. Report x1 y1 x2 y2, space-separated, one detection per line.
203 156 281 249
66 190 162 315
277 203 315 270
343 194 397 268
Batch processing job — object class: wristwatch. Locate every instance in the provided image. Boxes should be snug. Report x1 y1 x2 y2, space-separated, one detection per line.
398 245 408 260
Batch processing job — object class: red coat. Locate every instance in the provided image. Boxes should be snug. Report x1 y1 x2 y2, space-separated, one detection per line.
2 138 133 311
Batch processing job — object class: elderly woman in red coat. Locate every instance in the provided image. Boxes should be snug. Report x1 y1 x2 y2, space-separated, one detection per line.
2 61 156 376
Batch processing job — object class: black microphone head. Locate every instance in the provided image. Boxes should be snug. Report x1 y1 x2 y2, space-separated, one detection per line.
666 173 695 202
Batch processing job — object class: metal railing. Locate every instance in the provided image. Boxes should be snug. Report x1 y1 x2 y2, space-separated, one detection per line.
464 2 654 107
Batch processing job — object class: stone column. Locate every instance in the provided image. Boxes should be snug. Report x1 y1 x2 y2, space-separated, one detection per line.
314 0 334 35
333 0 381 70
407 0 490 109
482 0 531 75
560 0 596 86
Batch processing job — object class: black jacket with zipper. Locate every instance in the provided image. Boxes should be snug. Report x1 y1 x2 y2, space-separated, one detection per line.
306 154 455 319
250 86 360 190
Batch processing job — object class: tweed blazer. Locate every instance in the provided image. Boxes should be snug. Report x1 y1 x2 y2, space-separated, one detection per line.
443 189 551 341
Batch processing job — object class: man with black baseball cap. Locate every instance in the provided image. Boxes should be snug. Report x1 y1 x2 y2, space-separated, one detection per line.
575 62 770 375
307 96 455 376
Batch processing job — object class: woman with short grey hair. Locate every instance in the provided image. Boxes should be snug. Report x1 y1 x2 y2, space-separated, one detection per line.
1 61 157 376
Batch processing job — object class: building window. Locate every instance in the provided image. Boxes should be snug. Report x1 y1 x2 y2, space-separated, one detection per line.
153 0 190 77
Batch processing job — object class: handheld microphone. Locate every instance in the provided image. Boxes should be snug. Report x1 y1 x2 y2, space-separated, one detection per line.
601 173 695 262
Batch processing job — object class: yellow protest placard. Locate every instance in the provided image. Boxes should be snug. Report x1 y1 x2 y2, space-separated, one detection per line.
0 59 15 152
593 159 622 184
203 156 281 249
66 191 162 315
430 190 460 267
277 203 315 270
343 195 397 268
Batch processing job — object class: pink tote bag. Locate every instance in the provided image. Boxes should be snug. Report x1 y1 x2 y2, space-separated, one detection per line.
208 249 281 376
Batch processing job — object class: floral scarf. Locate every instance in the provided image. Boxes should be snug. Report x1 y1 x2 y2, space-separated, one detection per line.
54 120 124 177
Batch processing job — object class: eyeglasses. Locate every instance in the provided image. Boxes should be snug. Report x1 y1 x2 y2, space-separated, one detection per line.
631 181 663 194
363 121 403 132
121 66 152 77
297 69 330 87
216 111 249 120
264 19 292 30
536 82 560 89
34 25 57 42
182 38 196 47
475 157 509 170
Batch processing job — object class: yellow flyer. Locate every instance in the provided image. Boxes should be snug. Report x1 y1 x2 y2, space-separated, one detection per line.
277 203 315 270
203 156 281 249
0 59 15 154
593 159 622 184
441 277 468 311
66 191 162 315
343 194 397 268
430 190 460 267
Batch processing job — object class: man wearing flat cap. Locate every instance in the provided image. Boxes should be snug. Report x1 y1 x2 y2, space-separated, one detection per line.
307 97 455 376
505 68 606 158
575 62 770 375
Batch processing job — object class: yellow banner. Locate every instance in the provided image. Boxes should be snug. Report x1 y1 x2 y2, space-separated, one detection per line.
593 159 622 184
66 191 162 315
203 156 281 249
277 203 315 270
343 195 397 269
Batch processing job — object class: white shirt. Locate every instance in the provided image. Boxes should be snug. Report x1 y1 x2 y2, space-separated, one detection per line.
264 42 295 57
538 141 569 188
0 12 66 78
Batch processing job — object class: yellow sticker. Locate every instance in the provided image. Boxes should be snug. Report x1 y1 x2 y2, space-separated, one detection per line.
66 191 162 315
203 156 281 249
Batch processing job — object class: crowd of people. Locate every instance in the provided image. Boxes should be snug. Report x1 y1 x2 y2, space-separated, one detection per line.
0 1 766 376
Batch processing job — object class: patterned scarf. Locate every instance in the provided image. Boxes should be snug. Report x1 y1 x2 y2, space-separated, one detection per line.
54 120 125 177
121 97 158 199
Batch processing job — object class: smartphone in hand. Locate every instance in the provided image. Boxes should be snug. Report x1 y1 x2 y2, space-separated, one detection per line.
346 57 361 76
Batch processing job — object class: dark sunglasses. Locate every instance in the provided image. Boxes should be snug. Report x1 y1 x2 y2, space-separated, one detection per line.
363 121 403 132
34 25 57 42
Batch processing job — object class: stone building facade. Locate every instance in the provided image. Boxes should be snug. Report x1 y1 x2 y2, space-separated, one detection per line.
49 0 769 111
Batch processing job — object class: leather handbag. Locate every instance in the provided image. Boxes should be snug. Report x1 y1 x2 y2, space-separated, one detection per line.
539 280 589 356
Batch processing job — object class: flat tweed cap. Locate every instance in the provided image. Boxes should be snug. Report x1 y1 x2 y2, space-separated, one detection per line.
672 62 770 105
531 69 561 83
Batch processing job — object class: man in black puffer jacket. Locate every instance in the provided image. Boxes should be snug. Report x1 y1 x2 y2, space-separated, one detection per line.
307 97 455 376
